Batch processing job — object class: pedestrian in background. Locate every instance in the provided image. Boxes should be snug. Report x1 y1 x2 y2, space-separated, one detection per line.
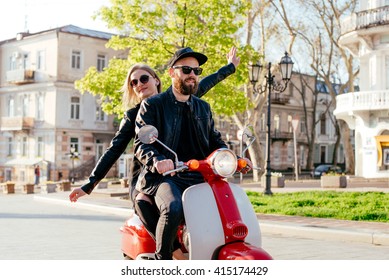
34 165 40 186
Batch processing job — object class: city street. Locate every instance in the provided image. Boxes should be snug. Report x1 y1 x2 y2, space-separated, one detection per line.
1 193 388 260
0 194 123 260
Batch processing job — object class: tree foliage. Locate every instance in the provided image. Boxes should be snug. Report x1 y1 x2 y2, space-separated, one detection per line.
77 0 260 116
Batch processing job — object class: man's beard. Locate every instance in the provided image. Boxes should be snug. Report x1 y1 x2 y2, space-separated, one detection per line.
174 77 198 96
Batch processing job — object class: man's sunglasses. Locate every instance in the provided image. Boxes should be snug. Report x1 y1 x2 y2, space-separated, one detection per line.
173 66 203 76
130 75 150 87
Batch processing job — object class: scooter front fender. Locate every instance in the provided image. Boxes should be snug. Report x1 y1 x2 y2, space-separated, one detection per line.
217 242 273 260
120 213 156 259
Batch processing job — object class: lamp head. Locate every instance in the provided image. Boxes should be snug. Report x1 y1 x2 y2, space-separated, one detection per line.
248 61 262 85
279 52 294 81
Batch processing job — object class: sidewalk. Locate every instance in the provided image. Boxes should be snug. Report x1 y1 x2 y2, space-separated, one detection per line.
32 179 389 247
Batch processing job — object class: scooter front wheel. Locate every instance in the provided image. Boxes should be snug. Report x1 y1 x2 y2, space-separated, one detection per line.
123 253 133 260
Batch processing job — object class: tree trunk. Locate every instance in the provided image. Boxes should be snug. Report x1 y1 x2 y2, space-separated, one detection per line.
332 120 341 166
247 136 263 182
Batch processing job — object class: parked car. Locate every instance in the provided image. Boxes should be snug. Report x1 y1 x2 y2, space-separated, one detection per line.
311 164 343 178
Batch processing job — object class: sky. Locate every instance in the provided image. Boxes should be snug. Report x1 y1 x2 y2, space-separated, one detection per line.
0 0 114 41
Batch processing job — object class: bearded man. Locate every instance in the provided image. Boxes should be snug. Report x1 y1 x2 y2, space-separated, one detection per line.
134 47 250 260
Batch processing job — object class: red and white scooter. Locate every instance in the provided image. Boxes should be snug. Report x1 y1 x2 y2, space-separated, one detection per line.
120 125 272 260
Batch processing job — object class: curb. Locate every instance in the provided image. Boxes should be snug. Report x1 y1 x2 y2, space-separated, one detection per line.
260 222 389 246
34 194 389 246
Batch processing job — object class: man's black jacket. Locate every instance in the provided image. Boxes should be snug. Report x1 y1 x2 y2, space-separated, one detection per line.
134 89 227 195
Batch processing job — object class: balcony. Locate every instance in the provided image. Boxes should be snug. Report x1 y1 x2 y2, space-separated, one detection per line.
271 94 290 105
341 6 389 34
334 90 389 128
335 90 389 113
6 69 35 85
0 117 35 131
271 130 293 142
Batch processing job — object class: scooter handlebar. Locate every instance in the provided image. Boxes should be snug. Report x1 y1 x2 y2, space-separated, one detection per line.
162 165 189 176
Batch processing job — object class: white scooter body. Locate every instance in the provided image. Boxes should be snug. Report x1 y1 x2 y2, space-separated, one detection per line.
182 182 262 260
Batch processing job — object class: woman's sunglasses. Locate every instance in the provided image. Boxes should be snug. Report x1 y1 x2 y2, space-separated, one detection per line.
130 74 150 87
172 66 203 76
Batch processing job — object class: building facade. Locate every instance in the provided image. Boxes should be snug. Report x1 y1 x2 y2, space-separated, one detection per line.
0 24 354 184
0 25 125 184
336 0 389 178
216 72 348 175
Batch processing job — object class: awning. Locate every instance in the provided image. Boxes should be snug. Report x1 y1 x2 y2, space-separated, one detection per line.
3 158 48 166
375 135 389 166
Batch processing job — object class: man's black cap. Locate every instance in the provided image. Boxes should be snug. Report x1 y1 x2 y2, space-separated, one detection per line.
168 47 208 67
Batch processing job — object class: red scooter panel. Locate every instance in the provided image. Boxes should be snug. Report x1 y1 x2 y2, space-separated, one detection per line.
120 213 155 259
218 242 273 260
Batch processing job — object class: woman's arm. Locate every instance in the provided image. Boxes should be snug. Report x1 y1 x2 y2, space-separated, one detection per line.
80 108 137 194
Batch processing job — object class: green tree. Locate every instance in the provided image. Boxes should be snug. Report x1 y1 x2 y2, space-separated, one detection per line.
76 0 259 116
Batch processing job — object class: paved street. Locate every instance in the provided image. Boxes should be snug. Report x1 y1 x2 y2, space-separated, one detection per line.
1 192 389 260
0 194 123 260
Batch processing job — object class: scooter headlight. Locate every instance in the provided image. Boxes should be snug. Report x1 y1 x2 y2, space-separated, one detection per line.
209 148 237 177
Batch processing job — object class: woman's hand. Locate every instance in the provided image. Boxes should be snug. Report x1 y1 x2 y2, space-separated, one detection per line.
69 188 87 202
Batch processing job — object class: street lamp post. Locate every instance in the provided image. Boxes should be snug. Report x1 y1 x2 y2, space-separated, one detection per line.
68 147 80 184
248 52 294 195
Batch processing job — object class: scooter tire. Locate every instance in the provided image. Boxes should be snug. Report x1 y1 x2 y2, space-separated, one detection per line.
123 253 133 260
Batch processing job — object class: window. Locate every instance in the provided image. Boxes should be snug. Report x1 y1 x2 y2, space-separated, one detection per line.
274 114 280 132
9 56 17 70
36 93 44 120
37 50 45 70
300 146 305 166
7 137 13 156
273 143 281 163
369 56 376 89
71 50 81 69
320 113 327 135
96 140 104 162
287 115 293 133
8 98 14 117
23 53 30 69
70 137 79 153
21 137 28 157
97 54 106 71
96 104 106 121
37 136 44 157
70 97 80 119
287 142 293 161
386 56 389 90
320 146 327 163
5 169 12 181
300 117 306 133
22 95 29 117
